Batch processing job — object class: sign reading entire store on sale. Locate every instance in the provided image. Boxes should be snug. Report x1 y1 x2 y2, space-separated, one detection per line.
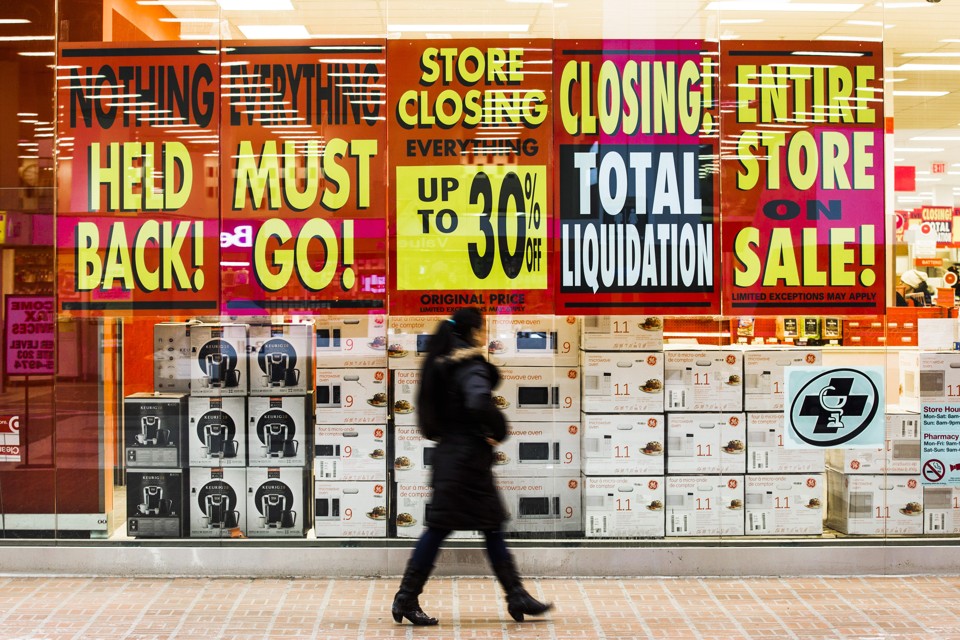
720 41 885 315
388 40 552 315
554 40 721 315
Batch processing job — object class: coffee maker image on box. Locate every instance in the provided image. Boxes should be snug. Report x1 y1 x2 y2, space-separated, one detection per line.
250 409 303 466
124 393 187 468
248 323 314 396
126 470 186 538
190 324 248 396
246 470 307 538
190 478 243 537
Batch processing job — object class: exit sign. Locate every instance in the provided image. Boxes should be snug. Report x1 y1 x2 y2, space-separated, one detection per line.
933 162 947 174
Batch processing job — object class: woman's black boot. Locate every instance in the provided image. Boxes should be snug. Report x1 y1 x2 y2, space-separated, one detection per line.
492 558 553 622
391 564 439 626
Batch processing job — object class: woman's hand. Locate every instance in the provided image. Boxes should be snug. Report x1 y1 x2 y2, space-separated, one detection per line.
485 437 500 446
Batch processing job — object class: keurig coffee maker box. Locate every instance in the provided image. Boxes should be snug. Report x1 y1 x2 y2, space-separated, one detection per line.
188 396 246 467
246 467 310 538
248 394 313 467
189 467 247 538
154 322 196 393
124 393 188 468
126 470 187 538
248 322 315 396
189 323 249 396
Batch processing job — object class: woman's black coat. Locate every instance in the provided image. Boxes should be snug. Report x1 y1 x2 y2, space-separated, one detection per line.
421 340 509 532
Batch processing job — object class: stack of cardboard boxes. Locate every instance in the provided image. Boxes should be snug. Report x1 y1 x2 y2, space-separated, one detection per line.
312 316 390 537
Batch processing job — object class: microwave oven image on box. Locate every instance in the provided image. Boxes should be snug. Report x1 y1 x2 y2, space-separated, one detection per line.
126 469 187 538
124 393 188 469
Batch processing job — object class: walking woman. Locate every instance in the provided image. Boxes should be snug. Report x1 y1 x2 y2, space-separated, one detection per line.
391 307 554 626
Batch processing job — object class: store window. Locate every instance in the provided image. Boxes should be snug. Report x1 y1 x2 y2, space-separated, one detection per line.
0 0 956 553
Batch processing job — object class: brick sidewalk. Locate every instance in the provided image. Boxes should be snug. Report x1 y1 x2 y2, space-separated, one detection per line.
0 575 958 639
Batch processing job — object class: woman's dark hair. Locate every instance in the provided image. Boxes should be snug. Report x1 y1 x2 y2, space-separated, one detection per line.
416 307 483 440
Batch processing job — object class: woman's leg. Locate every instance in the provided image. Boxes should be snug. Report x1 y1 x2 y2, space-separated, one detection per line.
411 526 451 569
392 527 451 626
483 529 553 622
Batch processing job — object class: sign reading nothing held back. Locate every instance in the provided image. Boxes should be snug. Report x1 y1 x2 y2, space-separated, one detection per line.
720 41 885 315
553 40 720 314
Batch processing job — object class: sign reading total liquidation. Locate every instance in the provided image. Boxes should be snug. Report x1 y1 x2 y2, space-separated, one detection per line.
720 41 885 315
5 296 55 375
553 40 720 315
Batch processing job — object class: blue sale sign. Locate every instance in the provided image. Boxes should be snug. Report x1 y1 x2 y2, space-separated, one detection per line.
784 366 884 449
920 403 960 485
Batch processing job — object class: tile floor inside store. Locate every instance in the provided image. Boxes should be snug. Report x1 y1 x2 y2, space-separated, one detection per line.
1 574 959 639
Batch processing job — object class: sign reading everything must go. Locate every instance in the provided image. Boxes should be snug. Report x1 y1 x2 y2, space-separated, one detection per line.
56 40 885 317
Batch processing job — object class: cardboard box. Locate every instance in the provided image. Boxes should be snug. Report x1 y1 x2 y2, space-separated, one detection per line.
493 421 581 477
899 351 960 412
392 426 437 482
497 474 583 536
584 476 665 538
825 409 920 475
486 315 580 367
581 413 665 476
923 486 960 534
154 322 195 393
391 369 420 426
314 425 387 481
248 322 315 396
825 469 923 535
314 314 388 368
665 475 745 537
395 482 479 539
124 393 188 469
386 317 440 369
666 413 747 475
245 467 309 538
742 348 821 411
743 474 824 536
497 367 581 423
581 315 663 352
187 396 247 468
314 480 388 537
581 352 664 414
248 395 313 467
189 467 247 538
189 323 249 396
126 470 187 538
747 412 825 474
663 349 743 412
315 368 388 425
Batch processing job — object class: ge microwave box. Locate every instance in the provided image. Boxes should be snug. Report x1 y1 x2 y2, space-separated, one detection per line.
126 470 187 538
314 314 388 368
314 425 387 481
314 480 388 537
391 369 420 426
742 348 821 411
315 368 388 425
923 486 960 534
825 469 924 535
492 421 581 478
665 475 745 537
899 351 960 412
497 367 581 423
189 323 249 396
187 396 246 468
666 413 747 475
663 349 743 412
584 476 665 538
248 395 313 467
154 322 195 393
393 426 437 482
245 467 309 538
124 393 188 469
743 474 824 536
581 413 665 476
581 315 663 352
248 322 315 396
824 408 920 475
497 474 583 536
386 317 440 369
746 412 824 474
395 482 479 540
486 315 580 367
189 467 247 538
581 352 664 414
